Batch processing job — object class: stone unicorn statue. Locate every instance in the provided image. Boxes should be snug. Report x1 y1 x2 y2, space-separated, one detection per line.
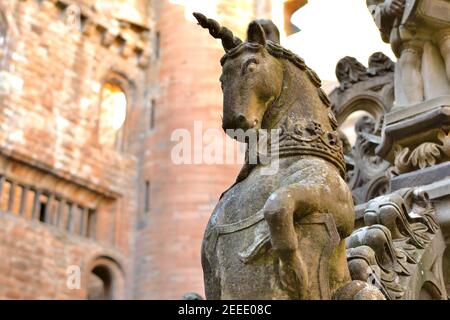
194 13 383 300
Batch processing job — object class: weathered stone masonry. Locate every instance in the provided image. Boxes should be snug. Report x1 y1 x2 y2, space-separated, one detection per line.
0 0 150 299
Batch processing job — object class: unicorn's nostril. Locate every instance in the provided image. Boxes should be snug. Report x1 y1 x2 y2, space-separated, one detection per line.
235 113 247 124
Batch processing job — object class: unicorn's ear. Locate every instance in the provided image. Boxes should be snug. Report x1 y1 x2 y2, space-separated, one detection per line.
247 21 266 46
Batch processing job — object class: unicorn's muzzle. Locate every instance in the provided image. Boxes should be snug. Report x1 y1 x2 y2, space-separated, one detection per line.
222 113 257 132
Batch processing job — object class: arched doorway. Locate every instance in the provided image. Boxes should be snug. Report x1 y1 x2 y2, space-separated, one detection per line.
86 256 125 300
87 265 113 300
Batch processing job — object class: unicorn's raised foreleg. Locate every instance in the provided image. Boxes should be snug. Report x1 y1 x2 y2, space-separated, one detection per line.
263 185 312 299
263 181 350 299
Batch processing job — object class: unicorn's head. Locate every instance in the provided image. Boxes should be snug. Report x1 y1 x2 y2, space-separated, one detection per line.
194 13 285 139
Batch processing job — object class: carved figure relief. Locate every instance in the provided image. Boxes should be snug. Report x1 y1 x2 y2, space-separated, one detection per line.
367 0 450 106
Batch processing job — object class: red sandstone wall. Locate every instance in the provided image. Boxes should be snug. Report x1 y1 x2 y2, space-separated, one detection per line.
0 212 127 299
0 0 148 299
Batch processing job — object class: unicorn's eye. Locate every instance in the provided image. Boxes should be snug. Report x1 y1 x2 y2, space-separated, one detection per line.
243 59 258 74
247 62 257 72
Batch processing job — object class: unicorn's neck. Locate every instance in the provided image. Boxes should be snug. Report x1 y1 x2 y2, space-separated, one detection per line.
261 66 302 131
262 62 324 132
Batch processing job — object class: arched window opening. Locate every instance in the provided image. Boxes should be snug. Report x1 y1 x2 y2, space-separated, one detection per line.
98 83 127 150
339 110 374 148
87 265 113 300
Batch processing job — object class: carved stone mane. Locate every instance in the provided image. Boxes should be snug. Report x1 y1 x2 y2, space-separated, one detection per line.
221 41 332 108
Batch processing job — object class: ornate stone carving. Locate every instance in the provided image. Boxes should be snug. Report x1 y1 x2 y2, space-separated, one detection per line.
393 129 450 174
367 0 450 106
346 188 447 299
367 51 396 76
275 119 346 176
335 52 394 91
336 57 370 91
330 54 394 205
194 13 376 300
345 116 392 204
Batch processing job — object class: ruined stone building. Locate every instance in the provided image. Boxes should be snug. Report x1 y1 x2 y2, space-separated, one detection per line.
0 0 305 299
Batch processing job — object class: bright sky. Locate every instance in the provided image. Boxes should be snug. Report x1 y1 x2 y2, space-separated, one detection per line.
284 0 396 81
